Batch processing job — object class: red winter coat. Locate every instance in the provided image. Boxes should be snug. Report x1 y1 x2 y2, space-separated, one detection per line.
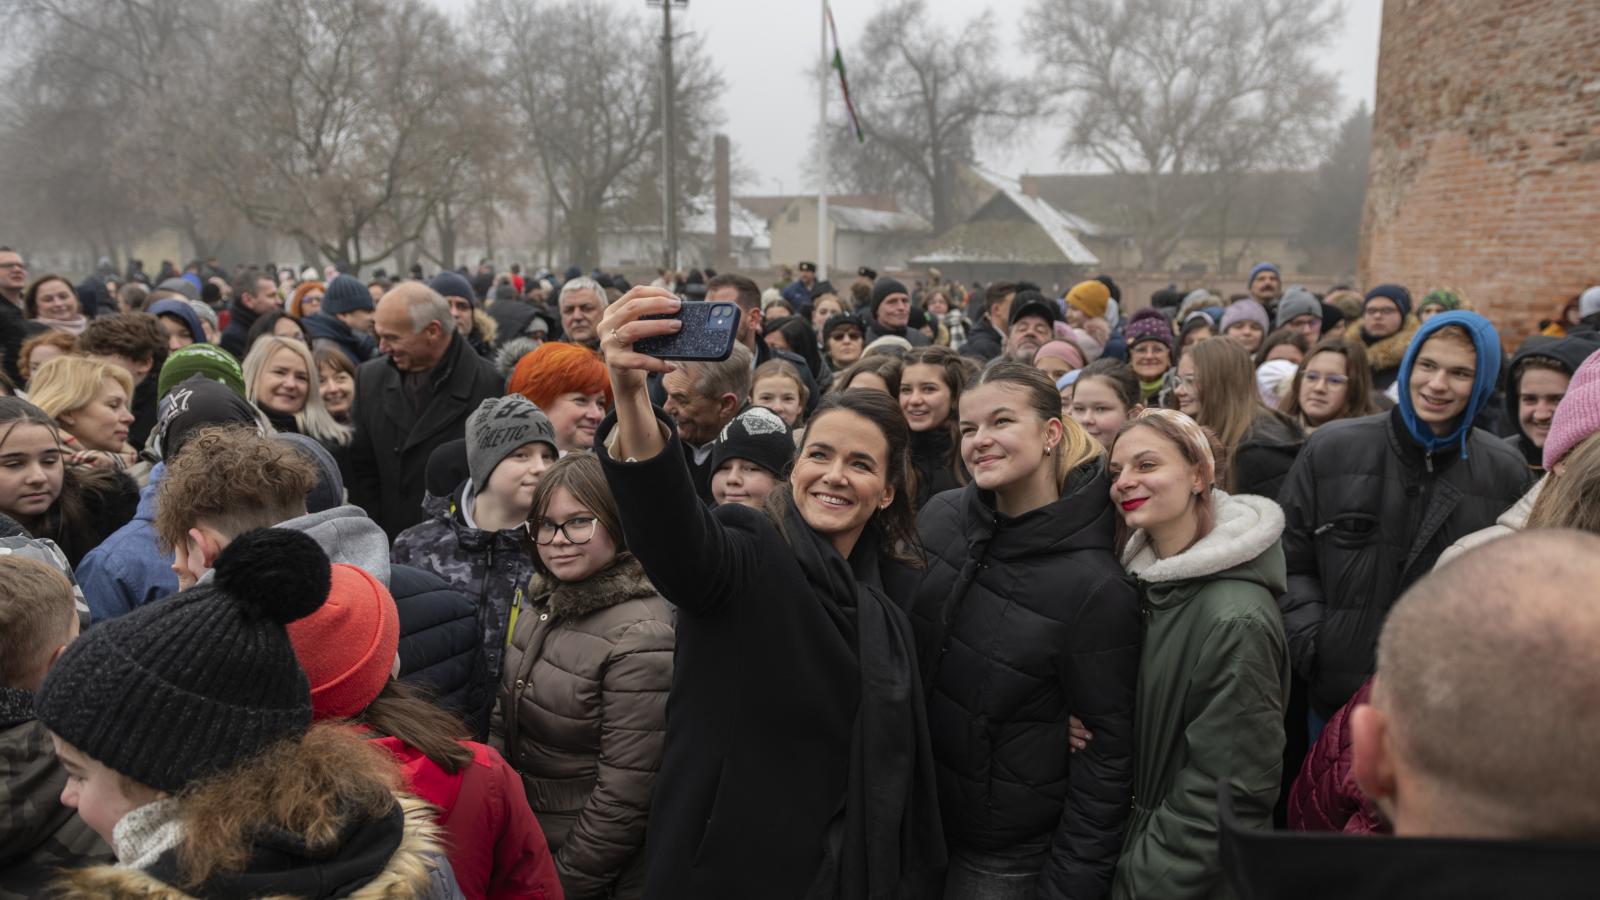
375 735 564 900
1285 679 1387 835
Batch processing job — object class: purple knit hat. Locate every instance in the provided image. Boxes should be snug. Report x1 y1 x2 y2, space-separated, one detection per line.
1124 307 1174 352
1543 349 1600 469
1220 299 1270 335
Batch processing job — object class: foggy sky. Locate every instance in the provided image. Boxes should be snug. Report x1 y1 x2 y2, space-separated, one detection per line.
435 0 1381 194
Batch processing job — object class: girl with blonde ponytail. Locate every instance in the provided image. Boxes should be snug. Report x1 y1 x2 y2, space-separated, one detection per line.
907 359 1142 896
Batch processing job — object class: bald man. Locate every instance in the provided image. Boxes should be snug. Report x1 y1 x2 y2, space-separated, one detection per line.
348 283 502 537
1221 530 1600 898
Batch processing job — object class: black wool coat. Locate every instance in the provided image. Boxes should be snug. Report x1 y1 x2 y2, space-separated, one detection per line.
596 409 926 899
909 464 1140 899
347 331 502 539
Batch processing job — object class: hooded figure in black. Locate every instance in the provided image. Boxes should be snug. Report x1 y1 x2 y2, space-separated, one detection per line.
1501 335 1600 473
1277 312 1534 718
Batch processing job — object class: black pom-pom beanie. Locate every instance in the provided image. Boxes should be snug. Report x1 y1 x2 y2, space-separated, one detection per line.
35 529 331 792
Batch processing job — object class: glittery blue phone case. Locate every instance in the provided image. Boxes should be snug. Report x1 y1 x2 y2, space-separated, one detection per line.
634 301 741 361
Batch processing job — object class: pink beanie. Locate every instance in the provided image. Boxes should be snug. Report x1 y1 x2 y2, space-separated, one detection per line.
1543 349 1600 469
1035 340 1086 371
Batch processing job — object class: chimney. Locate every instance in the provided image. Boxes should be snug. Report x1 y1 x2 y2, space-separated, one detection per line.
1020 174 1040 199
714 135 732 270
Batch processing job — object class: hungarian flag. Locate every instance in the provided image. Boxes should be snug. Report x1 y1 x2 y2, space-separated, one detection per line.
827 5 865 143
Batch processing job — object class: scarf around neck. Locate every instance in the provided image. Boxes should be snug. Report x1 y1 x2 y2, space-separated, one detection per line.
781 497 945 899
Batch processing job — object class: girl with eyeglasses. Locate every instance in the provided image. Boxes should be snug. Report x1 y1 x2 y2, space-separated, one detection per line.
1277 337 1382 435
493 450 675 899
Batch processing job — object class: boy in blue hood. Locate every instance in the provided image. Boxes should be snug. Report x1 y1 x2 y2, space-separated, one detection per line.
1276 311 1533 721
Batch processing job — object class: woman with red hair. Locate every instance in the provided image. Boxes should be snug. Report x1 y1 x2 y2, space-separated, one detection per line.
508 342 613 455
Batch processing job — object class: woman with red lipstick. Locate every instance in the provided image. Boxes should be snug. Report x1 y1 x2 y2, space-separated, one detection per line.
1106 409 1289 900
910 360 1140 897
590 286 945 899
899 345 970 510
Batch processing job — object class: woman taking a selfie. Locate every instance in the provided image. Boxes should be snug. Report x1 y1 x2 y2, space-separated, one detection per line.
593 286 944 899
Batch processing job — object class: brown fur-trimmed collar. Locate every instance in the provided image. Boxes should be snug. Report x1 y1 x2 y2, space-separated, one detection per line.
54 795 448 899
534 552 659 620
1345 314 1420 371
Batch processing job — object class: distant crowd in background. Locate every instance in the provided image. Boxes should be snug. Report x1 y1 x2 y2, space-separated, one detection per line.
4 238 1600 899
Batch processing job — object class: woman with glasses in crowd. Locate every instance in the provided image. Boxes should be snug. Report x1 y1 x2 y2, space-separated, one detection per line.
1278 337 1382 435
493 451 675 899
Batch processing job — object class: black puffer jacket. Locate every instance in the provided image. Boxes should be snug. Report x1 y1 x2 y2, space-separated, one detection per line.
1233 411 1305 499
392 563 492 733
908 427 964 512
1277 408 1533 717
959 318 1003 362
909 461 1141 899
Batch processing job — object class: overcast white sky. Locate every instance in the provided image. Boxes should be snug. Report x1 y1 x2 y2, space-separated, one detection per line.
437 0 1381 194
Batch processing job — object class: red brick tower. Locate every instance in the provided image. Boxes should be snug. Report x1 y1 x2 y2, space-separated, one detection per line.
1359 0 1600 341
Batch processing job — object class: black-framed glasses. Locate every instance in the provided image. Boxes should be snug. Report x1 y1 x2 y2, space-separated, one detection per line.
527 515 598 545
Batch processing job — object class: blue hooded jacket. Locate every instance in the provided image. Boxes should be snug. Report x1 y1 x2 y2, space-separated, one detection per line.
1396 310 1501 458
74 463 178 622
147 299 207 344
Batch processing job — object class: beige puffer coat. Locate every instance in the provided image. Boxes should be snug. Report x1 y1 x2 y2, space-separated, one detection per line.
492 552 674 900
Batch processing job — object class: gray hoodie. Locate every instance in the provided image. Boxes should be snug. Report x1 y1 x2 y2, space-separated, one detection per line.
199 505 391 588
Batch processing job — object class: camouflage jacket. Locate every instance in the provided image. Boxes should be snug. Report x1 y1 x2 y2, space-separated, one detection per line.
0 687 112 896
391 484 536 687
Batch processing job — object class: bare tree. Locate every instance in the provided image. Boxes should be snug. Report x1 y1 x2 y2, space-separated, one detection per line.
816 0 1039 233
478 0 724 268
1025 0 1342 270
0 0 226 261
186 0 494 272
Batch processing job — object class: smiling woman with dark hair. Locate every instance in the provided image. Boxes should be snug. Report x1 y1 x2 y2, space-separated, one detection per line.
591 285 945 898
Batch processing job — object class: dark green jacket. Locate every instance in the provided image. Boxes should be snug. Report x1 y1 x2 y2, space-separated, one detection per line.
1112 493 1290 900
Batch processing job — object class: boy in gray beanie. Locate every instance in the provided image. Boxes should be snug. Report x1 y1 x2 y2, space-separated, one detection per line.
393 394 559 686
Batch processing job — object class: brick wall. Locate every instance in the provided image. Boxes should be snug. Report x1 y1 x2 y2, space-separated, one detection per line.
1359 0 1600 344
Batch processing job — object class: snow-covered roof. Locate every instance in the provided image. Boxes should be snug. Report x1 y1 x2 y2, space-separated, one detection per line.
911 169 1102 266
683 200 771 249
826 204 931 234
608 199 771 251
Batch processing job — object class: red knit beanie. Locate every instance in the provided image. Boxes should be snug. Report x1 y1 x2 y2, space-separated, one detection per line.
286 563 400 720
507 341 614 410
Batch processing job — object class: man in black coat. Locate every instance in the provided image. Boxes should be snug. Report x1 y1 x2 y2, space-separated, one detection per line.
864 276 931 348
960 281 1017 362
707 273 821 414
349 282 502 538
218 270 283 360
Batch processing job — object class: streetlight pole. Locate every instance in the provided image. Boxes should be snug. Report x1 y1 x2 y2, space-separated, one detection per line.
655 0 685 272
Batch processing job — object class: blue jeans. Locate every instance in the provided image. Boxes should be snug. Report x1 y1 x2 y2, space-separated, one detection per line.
943 848 1043 900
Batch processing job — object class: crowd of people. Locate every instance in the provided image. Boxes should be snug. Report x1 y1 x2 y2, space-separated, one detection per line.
2 242 1600 899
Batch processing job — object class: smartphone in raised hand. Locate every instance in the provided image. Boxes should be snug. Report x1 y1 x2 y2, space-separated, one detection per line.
633 301 741 361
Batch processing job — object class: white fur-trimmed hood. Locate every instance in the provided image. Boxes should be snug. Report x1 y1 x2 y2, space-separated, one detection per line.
1123 491 1285 584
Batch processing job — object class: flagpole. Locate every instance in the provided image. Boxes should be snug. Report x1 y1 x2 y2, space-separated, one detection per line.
817 0 829 282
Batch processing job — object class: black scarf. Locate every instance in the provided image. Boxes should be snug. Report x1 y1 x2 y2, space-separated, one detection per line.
784 499 945 899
